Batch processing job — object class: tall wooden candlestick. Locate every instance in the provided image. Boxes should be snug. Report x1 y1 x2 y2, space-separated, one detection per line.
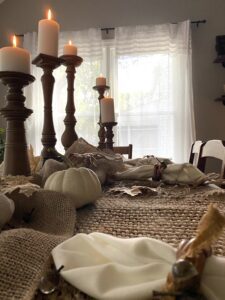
60 55 83 150
0 71 35 175
93 85 110 149
32 54 61 161
102 122 117 150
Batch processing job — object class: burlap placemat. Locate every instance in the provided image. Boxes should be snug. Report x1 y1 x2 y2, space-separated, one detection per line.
0 190 76 300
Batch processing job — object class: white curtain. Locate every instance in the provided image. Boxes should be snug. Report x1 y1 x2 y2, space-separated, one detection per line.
112 21 195 162
24 21 195 162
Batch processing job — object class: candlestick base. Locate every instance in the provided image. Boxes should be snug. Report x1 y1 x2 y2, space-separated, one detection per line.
97 122 106 150
93 85 110 93
59 55 83 150
93 85 110 149
60 55 83 67
32 53 61 68
32 54 61 161
102 122 117 150
0 71 35 176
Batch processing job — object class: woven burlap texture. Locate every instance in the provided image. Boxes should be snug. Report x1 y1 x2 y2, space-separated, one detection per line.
0 189 76 300
2 183 225 300
33 184 225 300
77 185 225 256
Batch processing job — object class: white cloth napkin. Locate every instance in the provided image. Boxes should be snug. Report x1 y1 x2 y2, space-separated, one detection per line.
52 233 225 300
162 163 207 185
115 163 207 185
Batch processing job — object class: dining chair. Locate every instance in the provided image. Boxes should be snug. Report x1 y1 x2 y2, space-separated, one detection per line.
113 144 133 159
189 140 203 166
197 140 225 178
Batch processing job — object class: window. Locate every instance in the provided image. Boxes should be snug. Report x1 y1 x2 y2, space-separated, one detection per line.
25 21 195 162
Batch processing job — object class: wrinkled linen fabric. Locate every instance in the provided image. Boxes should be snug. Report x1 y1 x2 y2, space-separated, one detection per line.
114 165 155 180
58 138 207 186
115 163 207 185
162 163 207 185
125 156 173 167
52 232 225 300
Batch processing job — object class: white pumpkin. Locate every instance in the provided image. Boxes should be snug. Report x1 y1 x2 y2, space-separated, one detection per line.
44 167 102 208
0 193 15 229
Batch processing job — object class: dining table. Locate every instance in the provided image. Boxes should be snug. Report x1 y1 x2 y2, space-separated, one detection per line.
1 172 225 300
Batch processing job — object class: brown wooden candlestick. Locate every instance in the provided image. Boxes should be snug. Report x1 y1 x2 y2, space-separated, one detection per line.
102 122 117 150
60 55 83 150
0 71 35 176
93 85 110 149
32 54 61 161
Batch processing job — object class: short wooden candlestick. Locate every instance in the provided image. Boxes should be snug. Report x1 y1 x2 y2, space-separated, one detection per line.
32 54 61 161
0 71 35 176
102 122 117 150
60 55 83 150
93 85 110 149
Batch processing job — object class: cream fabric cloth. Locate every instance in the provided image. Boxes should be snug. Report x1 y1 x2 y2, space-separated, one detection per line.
52 233 225 300
115 163 207 185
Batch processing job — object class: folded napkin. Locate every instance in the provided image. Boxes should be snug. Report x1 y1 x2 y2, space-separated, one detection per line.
52 232 225 300
115 163 207 185
162 163 207 185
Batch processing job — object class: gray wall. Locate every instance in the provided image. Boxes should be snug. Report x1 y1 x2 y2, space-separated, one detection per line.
0 0 225 141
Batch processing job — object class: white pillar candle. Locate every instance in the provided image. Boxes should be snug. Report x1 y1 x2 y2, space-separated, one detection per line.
96 74 106 86
101 97 115 123
37 9 59 57
63 40 77 55
0 35 30 74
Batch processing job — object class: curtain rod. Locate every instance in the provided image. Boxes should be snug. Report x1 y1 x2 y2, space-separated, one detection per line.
101 20 207 33
15 19 207 37
191 19 207 26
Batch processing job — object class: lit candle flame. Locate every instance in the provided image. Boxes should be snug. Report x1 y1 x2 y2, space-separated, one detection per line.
99 73 103 77
69 40 72 45
47 9 52 20
13 35 17 47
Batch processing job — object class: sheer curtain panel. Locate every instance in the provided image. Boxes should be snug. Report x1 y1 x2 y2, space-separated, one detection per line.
113 21 195 162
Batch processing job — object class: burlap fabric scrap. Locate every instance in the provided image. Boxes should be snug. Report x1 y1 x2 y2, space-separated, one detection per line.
0 189 76 300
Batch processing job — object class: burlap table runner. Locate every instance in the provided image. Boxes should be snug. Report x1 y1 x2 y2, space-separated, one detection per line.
34 184 225 300
0 190 76 300
77 185 225 255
